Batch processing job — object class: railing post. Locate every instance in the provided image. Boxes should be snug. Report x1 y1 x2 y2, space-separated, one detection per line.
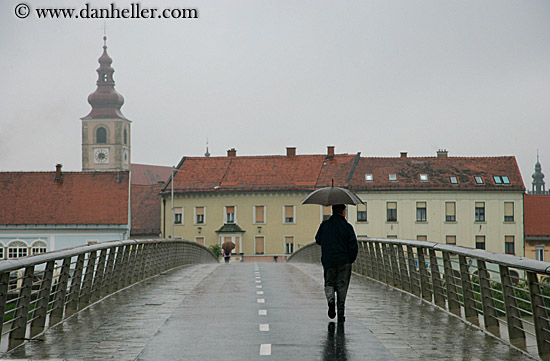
30 260 55 338
110 246 125 293
389 244 402 289
50 257 71 325
381 243 394 286
499 265 526 350
458 255 479 325
407 246 421 297
364 242 374 278
369 242 379 281
91 248 107 302
416 247 432 302
9 265 34 344
526 271 550 360
477 260 500 337
442 252 461 316
397 245 411 293
65 254 85 318
0 272 10 336
78 251 96 310
429 249 445 308
102 247 116 297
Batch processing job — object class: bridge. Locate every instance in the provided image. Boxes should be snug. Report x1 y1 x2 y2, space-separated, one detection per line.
0 238 548 360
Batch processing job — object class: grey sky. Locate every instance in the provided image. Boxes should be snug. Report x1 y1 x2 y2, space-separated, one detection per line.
1 0 549 187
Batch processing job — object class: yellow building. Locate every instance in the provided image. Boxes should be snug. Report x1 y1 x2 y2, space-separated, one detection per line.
160 147 359 259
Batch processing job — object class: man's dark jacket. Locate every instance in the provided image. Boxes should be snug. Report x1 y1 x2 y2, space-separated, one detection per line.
315 214 358 269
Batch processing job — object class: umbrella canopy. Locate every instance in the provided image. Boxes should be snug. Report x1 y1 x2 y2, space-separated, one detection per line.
222 241 235 253
302 186 364 206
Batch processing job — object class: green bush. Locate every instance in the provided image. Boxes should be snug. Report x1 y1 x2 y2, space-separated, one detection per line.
209 244 222 258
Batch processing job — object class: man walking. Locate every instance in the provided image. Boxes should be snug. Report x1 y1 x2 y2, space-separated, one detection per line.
315 204 358 322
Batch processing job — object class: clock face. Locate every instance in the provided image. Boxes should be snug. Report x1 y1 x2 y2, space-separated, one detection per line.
94 148 109 164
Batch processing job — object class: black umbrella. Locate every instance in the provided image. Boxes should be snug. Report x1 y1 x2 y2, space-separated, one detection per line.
302 186 364 206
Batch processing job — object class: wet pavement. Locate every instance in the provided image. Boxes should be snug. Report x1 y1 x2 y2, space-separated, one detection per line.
0 263 536 360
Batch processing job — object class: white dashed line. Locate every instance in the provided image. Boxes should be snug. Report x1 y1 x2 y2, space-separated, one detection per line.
257 291 264 295
259 309 267 315
256 285 262 288
257 298 265 303
255 280 262 283
260 343 271 356
259 324 270 332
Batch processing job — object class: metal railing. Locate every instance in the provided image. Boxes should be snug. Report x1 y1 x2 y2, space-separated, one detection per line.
0 239 217 351
289 237 550 361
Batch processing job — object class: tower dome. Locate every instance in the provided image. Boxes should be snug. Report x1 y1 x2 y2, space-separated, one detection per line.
83 36 127 119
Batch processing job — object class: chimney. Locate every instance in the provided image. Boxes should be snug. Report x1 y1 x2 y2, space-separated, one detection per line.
400 152 408 158
437 149 448 158
327 146 335 157
54 164 63 182
227 148 237 157
286 147 296 157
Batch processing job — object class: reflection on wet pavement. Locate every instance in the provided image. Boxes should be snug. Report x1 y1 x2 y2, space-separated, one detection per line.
323 322 348 361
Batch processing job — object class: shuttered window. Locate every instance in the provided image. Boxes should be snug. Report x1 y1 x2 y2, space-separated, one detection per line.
322 206 331 221
255 206 265 224
504 202 514 222
445 202 456 222
356 203 367 222
284 206 295 223
226 206 235 224
195 207 205 224
285 236 295 254
416 202 427 222
505 235 515 254
446 235 456 245
387 202 397 222
475 202 485 222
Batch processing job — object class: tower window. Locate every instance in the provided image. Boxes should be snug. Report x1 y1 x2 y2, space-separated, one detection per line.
97 127 107 144
124 129 128 145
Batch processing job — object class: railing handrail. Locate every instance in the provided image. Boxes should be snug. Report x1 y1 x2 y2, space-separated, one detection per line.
0 239 217 273
360 237 550 274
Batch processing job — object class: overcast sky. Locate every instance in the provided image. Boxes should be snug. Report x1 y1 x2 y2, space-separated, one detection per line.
1 0 549 186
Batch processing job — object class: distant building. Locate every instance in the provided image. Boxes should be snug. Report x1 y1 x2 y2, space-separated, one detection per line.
529 154 547 195
524 195 550 261
0 166 130 258
81 36 131 172
347 151 525 256
160 147 525 257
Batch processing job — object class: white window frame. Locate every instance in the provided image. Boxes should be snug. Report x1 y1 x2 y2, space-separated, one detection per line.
284 235 295 254
416 201 427 222
535 245 545 261
194 206 206 225
253 205 266 224
365 174 373 182
225 206 236 224
173 207 183 225
419 174 428 182
283 205 296 224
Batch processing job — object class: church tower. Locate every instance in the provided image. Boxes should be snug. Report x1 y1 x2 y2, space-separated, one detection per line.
532 153 546 194
81 36 131 172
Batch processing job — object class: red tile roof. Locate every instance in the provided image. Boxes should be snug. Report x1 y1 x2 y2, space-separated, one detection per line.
131 164 172 185
524 195 550 236
348 156 524 191
0 171 129 225
131 183 163 236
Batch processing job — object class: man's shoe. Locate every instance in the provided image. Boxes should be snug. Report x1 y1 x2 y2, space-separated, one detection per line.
328 301 336 319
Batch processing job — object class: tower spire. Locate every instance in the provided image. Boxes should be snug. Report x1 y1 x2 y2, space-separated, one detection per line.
205 138 211 157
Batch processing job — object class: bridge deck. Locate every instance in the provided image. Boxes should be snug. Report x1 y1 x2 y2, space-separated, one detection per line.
0 263 534 360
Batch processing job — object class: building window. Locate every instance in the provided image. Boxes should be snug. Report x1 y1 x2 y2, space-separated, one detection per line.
195 237 205 246
446 235 456 245
365 174 373 182
449 176 458 185
504 236 515 255
322 206 331 221
195 206 205 224
502 176 510 184
96 127 107 144
284 205 295 224
124 128 128 145
536 246 545 261
504 202 514 222
387 202 397 222
255 236 265 255
8 241 28 259
419 174 428 182
0 247 3 260
254 205 265 224
475 235 485 250
225 206 235 224
356 204 367 222
387 235 398 239
474 176 484 185
417 235 427 241
389 174 397 182
31 241 47 255
475 202 485 222
285 236 295 254
493 176 502 185
416 202 427 222
174 207 183 225
445 202 456 222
